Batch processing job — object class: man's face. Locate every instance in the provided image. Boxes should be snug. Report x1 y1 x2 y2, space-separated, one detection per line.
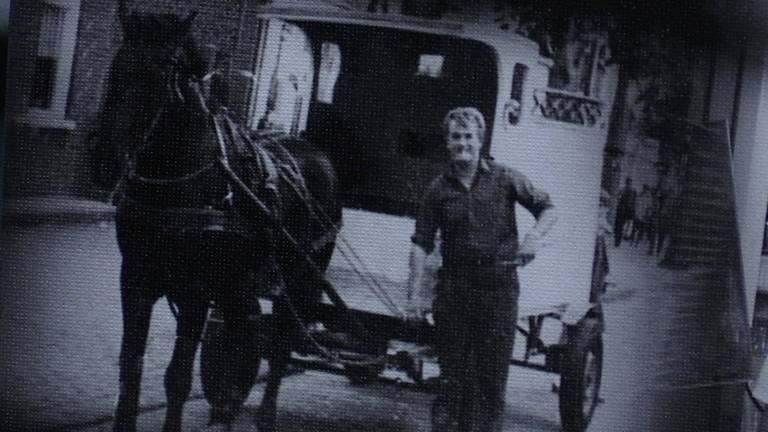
446 121 482 171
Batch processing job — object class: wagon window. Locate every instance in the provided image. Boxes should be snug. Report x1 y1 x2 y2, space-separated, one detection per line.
507 63 528 125
317 42 341 104
416 54 444 78
248 20 313 134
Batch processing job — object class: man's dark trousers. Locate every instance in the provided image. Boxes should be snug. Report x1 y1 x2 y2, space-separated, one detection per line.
432 264 519 432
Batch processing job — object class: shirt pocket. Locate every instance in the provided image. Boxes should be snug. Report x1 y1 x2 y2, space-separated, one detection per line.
440 193 468 231
473 185 506 228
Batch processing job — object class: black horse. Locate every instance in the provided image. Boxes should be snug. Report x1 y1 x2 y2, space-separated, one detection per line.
95 8 340 432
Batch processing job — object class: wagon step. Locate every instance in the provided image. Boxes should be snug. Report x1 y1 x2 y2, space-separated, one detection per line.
290 348 430 387
297 327 384 357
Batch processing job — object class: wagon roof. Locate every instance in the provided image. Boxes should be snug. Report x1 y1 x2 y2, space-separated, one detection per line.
252 4 540 53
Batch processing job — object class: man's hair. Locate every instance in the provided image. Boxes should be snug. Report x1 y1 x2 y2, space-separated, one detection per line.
442 107 486 143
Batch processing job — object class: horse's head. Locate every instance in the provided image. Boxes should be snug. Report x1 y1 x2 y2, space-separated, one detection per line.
94 8 225 204
109 8 207 135
115 10 206 106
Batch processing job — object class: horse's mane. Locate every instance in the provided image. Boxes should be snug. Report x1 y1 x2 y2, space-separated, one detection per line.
121 13 183 42
118 10 205 78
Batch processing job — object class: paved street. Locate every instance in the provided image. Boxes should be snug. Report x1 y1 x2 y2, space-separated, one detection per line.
0 222 182 431
0 221 749 431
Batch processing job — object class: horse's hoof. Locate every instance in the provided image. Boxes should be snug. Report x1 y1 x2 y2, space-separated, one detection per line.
254 407 276 432
161 419 183 432
112 422 136 432
112 415 137 432
209 405 240 426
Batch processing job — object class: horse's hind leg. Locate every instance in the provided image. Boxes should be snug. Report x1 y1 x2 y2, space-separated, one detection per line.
256 300 293 432
256 345 288 432
255 241 337 431
162 297 208 432
114 277 157 432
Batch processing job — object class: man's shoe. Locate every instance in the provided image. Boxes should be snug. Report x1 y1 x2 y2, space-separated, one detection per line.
431 403 459 432
431 413 459 432
747 382 766 412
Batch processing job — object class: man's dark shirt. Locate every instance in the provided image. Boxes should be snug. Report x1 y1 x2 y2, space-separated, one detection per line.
411 159 553 266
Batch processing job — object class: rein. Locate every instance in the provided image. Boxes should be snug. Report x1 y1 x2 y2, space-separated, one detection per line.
119 62 398 368
131 160 218 185
206 105 405 369
211 122 388 368
121 59 225 189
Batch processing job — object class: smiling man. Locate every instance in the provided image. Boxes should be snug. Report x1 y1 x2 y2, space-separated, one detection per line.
406 107 557 432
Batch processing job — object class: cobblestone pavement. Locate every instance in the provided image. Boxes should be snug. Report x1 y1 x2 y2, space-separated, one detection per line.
0 222 749 431
0 223 182 431
591 243 750 432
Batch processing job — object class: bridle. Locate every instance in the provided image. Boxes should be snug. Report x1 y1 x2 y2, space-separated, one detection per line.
117 42 221 190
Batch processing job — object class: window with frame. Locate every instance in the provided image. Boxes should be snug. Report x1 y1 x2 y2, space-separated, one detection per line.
19 0 81 129
30 2 63 109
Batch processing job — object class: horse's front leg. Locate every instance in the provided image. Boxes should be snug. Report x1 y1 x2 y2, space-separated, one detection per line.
256 351 289 432
256 301 293 432
114 271 157 432
162 296 208 432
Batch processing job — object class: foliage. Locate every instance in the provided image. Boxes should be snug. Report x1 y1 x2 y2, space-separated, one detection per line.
502 0 707 158
506 0 707 81
497 0 712 191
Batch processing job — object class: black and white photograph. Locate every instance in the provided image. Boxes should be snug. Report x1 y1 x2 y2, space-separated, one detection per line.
1 1 767 431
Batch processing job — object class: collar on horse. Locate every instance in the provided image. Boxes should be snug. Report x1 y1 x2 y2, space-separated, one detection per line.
112 101 279 212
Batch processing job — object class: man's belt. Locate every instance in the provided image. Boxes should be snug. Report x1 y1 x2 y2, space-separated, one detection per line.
443 256 516 268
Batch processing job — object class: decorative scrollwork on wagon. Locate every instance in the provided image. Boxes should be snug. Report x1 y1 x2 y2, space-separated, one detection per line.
533 88 604 127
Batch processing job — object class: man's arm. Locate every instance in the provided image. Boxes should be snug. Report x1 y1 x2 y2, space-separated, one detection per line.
505 166 558 266
406 177 441 317
528 206 558 239
516 206 558 266
406 243 428 307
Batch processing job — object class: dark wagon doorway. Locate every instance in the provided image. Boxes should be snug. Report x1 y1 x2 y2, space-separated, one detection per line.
250 19 498 216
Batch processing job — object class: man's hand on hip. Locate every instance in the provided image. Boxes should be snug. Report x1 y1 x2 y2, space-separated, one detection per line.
405 297 424 321
514 207 557 267
515 232 542 267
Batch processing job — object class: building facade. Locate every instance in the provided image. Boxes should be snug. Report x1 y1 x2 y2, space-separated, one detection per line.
5 0 244 198
686 17 768 327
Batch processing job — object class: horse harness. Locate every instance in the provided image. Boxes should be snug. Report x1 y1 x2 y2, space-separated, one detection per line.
119 72 391 368
115 105 292 237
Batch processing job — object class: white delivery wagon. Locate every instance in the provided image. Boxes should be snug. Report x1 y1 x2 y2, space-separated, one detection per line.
201 3 618 431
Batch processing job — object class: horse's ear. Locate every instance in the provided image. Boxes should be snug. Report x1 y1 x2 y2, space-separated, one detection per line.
182 11 198 31
117 0 130 31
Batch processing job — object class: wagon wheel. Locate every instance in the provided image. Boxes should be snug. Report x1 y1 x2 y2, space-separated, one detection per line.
559 318 603 432
200 308 262 424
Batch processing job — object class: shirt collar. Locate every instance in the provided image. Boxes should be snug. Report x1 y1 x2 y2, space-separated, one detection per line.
446 158 492 179
479 158 492 173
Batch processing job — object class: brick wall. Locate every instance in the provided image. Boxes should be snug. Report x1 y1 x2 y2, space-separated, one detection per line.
4 0 247 198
